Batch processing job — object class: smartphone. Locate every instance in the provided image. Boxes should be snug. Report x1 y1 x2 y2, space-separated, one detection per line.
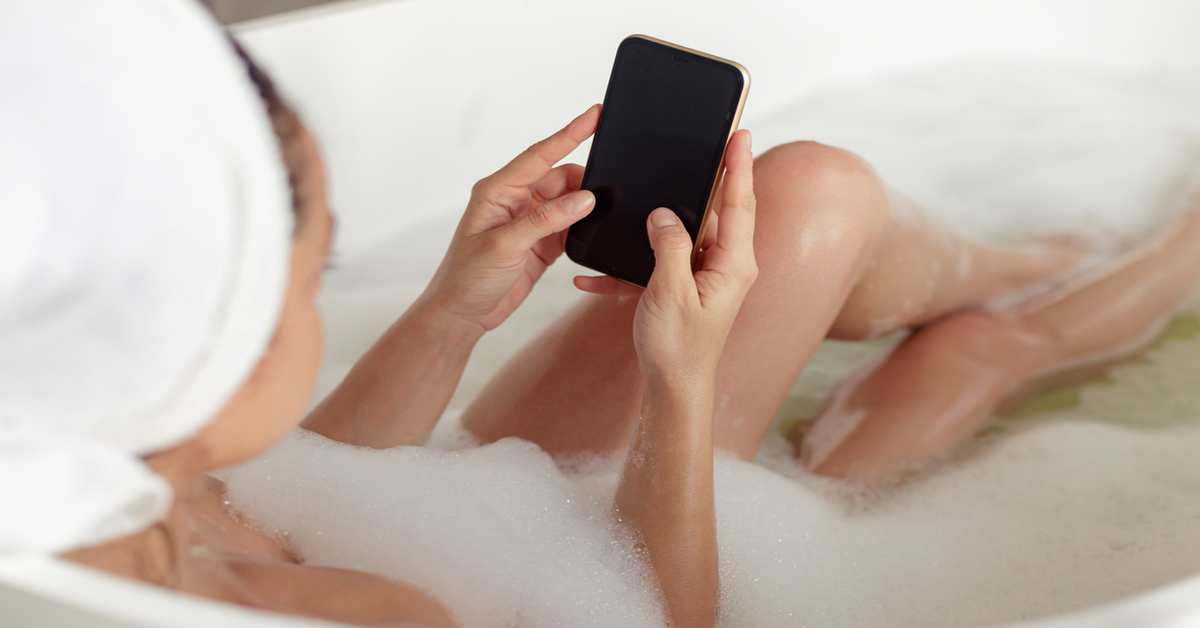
566 35 750 287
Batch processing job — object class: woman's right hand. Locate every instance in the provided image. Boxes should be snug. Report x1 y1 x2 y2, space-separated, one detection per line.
602 130 755 628
577 130 758 386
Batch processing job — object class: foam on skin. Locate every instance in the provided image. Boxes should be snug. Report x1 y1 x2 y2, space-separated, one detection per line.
222 433 664 628
222 317 1200 628
224 326 1200 628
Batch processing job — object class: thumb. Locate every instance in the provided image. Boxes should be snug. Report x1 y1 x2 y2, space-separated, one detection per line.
497 189 594 251
646 208 696 292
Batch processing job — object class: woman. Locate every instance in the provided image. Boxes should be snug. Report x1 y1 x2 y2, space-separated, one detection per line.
4 1 742 626
5 2 1199 628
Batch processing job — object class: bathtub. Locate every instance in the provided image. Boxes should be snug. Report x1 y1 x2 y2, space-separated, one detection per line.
4 0 1200 625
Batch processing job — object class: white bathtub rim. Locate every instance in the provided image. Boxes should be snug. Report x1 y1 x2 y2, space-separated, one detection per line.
2 552 1200 627
0 555 354 628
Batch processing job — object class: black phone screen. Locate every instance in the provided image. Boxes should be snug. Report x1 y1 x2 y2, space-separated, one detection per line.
565 36 747 287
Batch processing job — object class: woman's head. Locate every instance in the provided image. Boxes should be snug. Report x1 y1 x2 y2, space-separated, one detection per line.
0 0 305 553
150 44 336 474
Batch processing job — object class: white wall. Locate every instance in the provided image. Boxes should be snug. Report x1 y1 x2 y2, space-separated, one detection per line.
237 0 1200 255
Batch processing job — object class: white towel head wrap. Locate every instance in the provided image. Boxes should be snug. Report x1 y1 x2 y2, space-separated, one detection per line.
0 0 292 553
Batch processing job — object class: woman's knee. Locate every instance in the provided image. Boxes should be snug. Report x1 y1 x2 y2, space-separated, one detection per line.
748 140 890 291
752 141 889 245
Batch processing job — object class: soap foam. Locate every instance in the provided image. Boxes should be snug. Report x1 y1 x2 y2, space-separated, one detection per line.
225 337 1200 628
225 61 1200 627
223 317 1200 628
222 432 664 628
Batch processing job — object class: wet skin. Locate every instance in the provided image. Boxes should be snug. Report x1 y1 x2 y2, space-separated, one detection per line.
461 141 1102 463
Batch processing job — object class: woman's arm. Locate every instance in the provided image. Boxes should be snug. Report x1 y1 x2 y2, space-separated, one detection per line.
617 378 718 627
301 300 482 448
598 130 757 627
303 107 600 448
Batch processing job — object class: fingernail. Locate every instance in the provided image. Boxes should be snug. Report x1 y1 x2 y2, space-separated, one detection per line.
746 130 752 150
564 190 594 214
653 209 678 228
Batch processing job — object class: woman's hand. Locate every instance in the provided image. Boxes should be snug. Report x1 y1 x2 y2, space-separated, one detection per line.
420 106 600 332
577 130 758 385
305 107 599 449
607 131 755 628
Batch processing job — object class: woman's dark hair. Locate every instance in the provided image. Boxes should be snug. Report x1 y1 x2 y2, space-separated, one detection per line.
227 36 311 230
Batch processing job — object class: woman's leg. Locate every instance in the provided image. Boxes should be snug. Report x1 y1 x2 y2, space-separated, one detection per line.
462 142 1090 459
800 201 1200 478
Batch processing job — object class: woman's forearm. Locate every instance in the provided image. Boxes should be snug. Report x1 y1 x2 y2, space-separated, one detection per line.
607 130 754 627
302 108 602 449
615 376 717 628
302 299 484 448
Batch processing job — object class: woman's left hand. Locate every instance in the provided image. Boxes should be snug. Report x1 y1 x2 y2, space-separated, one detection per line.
420 105 600 332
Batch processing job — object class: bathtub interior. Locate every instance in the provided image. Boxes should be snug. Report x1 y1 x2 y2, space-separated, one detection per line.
218 60 1200 628
5 0 1200 626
